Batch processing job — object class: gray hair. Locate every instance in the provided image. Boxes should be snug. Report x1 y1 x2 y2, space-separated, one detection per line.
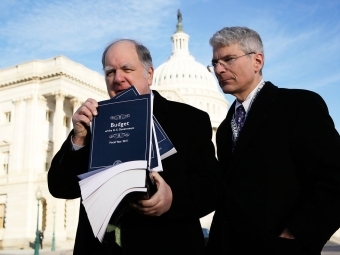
209 27 264 74
101 39 153 74
209 26 264 55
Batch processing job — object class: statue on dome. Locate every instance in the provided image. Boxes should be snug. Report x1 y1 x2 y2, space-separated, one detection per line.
176 9 183 32
177 9 182 23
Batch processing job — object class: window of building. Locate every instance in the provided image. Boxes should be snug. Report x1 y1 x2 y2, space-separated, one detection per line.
3 164 8 175
3 112 11 123
45 150 52 172
0 203 6 229
5 112 11 122
0 204 5 228
2 152 9 175
63 116 70 127
46 111 52 122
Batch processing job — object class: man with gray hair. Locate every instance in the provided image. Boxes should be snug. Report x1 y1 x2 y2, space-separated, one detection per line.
48 39 219 254
206 26 340 254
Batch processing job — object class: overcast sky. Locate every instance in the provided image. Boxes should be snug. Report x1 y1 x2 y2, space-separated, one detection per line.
1 0 339 131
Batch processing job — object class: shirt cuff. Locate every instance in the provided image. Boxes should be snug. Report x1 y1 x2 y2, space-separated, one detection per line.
71 136 85 151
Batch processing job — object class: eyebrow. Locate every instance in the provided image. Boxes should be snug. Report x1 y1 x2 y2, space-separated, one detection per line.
104 66 114 71
211 54 237 63
104 63 134 71
121 63 134 69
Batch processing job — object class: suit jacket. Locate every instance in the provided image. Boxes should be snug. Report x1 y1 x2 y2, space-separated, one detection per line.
48 91 219 255
206 82 340 255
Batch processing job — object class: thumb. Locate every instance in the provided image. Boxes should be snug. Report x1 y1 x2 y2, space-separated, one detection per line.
151 171 163 188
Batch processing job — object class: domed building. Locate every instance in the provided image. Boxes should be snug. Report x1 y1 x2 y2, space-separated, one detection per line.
151 10 229 143
151 10 229 230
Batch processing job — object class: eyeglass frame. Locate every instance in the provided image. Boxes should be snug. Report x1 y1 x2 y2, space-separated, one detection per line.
207 52 255 73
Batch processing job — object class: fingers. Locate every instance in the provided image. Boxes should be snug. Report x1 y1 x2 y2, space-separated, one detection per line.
81 98 98 116
75 98 98 122
131 202 164 216
131 172 173 216
72 98 98 144
130 200 161 216
279 228 295 239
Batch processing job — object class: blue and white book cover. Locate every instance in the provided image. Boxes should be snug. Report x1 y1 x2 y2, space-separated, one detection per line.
150 122 162 171
153 116 177 160
111 86 176 161
88 94 152 172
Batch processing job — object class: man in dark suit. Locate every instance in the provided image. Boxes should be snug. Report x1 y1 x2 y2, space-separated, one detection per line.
206 26 340 255
48 39 219 254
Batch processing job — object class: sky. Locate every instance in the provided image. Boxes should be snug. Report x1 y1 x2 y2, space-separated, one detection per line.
1 0 340 131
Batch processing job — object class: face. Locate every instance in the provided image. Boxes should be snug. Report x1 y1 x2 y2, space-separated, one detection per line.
104 41 154 98
212 43 263 101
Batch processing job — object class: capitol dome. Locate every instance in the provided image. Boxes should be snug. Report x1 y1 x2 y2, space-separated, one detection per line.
151 11 229 132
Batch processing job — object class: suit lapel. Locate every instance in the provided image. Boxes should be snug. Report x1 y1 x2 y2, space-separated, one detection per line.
217 101 235 163
152 90 172 126
227 82 278 171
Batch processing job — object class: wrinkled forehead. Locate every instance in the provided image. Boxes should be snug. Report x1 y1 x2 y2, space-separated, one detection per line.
104 41 138 65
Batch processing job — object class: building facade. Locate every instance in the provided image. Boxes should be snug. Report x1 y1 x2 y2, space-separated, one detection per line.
0 56 108 249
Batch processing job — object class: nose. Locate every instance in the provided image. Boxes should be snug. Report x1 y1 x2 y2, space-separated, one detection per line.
113 69 125 83
214 62 225 74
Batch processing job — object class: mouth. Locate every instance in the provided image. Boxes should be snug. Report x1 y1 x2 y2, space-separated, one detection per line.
218 76 235 83
115 89 126 95
219 79 231 85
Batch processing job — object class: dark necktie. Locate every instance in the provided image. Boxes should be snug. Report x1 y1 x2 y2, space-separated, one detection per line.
231 105 246 150
236 105 246 134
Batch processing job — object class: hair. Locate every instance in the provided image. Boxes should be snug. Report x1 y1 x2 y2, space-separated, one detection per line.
209 27 264 74
101 39 153 75
209 26 264 55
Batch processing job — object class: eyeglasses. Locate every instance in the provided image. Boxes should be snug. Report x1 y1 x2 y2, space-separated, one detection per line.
207 52 255 72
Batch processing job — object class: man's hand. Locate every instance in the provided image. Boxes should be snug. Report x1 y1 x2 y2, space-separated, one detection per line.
279 228 295 239
131 172 173 216
72 98 98 146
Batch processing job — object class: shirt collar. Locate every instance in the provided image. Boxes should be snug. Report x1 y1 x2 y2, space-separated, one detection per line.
235 80 265 113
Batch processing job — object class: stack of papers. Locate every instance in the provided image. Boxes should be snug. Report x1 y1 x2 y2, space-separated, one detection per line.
78 86 176 242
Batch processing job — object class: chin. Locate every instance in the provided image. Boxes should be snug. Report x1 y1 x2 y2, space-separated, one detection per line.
220 84 234 94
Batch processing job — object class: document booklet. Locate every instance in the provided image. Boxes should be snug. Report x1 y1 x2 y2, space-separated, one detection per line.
89 94 152 171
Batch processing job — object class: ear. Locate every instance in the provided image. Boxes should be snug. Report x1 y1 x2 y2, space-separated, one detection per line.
253 53 264 73
147 66 154 86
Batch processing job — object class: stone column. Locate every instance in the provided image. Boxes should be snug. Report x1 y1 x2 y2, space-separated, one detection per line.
53 92 65 156
55 199 68 244
43 198 68 246
23 95 43 172
35 95 48 172
65 199 80 240
24 96 34 171
11 98 27 172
